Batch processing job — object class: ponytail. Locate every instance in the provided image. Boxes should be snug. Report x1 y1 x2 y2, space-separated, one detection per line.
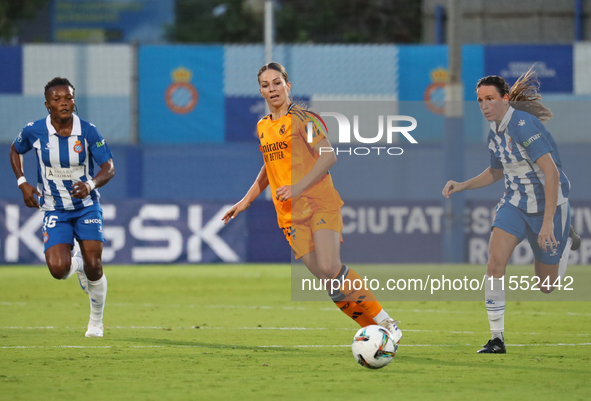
508 67 553 123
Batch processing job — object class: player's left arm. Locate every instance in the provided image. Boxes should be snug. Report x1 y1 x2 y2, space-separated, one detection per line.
71 127 115 198
71 159 115 199
276 137 336 202
536 153 560 253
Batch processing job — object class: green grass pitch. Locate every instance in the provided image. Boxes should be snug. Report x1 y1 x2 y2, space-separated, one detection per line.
1 265 590 401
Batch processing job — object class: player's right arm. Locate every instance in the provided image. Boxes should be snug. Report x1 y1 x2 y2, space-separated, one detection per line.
9 142 41 209
222 165 269 224
442 167 504 198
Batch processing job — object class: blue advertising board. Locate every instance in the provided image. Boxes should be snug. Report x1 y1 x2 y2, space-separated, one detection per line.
225 96 310 142
139 46 225 143
484 45 573 93
0 46 22 94
340 200 443 263
225 96 267 143
1 199 588 265
396 45 484 143
0 200 247 264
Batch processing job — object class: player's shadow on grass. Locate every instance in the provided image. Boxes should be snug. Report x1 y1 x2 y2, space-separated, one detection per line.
120 337 301 352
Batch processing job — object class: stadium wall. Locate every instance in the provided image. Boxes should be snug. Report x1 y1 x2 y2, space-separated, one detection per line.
1 43 590 264
2 143 591 203
1 43 590 144
1 198 590 265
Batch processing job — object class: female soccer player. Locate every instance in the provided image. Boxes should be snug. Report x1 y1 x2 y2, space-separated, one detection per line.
9 77 115 338
222 62 402 344
442 70 581 354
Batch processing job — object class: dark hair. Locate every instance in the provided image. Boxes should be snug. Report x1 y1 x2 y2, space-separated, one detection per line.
44 77 75 97
257 62 289 84
476 67 553 123
476 75 509 97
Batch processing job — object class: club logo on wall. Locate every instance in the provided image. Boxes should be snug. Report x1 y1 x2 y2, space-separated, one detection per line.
423 67 448 115
165 66 199 114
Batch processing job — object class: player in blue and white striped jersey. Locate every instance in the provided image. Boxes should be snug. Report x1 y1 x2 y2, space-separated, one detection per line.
442 69 581 354
486 107 570 214
9 77 115 338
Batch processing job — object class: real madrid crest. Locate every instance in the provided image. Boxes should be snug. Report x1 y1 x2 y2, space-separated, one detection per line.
165 66 199 114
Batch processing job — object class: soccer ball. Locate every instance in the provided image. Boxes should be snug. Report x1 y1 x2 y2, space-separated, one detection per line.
351 325 397 369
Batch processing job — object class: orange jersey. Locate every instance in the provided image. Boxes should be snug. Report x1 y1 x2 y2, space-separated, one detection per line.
257 104 344 228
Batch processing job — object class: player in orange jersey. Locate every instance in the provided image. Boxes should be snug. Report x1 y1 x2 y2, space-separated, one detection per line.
222 62 402 343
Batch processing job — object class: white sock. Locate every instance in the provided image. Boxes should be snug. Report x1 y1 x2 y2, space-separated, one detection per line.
485 275 505 340
372 309 390 324
62 253 84 280
492 332 504 341
87 274 107 326
558 237 573 280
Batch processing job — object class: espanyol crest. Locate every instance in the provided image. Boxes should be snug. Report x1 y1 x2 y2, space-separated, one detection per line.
165 66 199 114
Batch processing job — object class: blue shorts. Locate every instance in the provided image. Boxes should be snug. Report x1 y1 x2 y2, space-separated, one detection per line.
492 201 571 265
42 204 104 252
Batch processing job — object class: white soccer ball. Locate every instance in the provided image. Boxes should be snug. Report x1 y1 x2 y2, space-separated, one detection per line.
351 325 397 369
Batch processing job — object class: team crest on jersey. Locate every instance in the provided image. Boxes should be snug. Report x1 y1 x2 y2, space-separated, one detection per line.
43 232 48 244
507 137 513 151
73 140 83 153
279 125 286 135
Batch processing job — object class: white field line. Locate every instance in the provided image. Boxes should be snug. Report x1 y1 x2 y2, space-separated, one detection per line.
0 326 589 338
2 302 591 317
2 343 591 350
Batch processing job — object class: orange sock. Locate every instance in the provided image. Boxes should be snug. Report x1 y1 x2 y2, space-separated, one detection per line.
329 265 384 324
334 301 376 327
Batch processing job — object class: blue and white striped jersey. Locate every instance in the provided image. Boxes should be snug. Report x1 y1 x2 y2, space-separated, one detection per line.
488 106 570 214
13 114 113 212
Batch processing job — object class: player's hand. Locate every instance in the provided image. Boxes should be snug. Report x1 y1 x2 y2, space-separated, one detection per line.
20 182 41 209
70 181 92 199
442 180 464 198
538 221 556 253
222 200 250 224
276 185 301 202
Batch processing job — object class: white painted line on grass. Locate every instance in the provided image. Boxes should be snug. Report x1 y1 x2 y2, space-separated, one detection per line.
3 302 591 317
1 326 589 338
2 343 591 350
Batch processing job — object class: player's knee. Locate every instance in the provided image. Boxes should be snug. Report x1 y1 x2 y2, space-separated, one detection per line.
47 262 69 280
316 261 340 280
84 259 103 281
486 254 507 277
84 258 101 270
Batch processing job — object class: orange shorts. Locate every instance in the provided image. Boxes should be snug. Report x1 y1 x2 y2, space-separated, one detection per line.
282 209 343 259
